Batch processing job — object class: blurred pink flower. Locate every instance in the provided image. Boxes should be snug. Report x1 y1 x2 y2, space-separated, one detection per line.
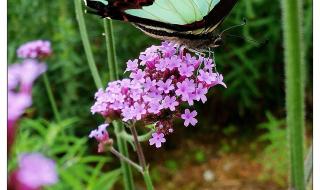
16 153 58 189
8 50 47 151
8 60 46 120
8 92 32 122
8 60 46 93
17 40 52 59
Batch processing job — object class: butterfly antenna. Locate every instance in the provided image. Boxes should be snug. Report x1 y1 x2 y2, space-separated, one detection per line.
225 34 269 47
219 18 247 37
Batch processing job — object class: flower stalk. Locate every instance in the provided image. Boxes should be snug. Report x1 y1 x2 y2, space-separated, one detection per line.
120 129 154 143
281 0 305 189
74 0 103 89
74 2 135 189
110 147 143 173
104 17 136 190
113 121 135 190
130 125 147 168
104 19 118 80
130 125 154 190
43 73 61 122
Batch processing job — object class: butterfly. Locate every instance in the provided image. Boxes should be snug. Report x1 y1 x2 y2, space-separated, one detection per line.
84 0 238 50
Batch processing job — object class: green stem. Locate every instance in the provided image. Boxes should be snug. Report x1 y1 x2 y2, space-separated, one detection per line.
130 125 154 190
104 19 119 79
120 129 154 142
43 73 61 122
281 0 305 189
110 147 143 173
104 18 135 190
113 121 135 190
74 1 134 189
143 169 154 190
74 0 103 89
103 19 116 81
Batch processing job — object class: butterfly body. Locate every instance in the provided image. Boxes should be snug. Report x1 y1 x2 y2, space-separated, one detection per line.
85 0 238 49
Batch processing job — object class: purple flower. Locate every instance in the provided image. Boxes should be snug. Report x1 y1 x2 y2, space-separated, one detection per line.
17 153 58 189
149 132 166 148
133 102 146 120
211 73 227 88
139 52 158 66
195 83 208 103
89 124 110 152
148 101 162 114
120 79 131 88
176 79 195 100
203 57 214 70
197 69 213 84
185 53 199 67
94 88 105 99
9 60 47 93
122 106 135 122
155 58 168 71
8 64 21 90
148 90 163 102
143 77 157 91
125 59 138 72
181 92 196 106
130 88 143 101
181 109 198 127
17 40 52 59
178 63 194 77
8 92 32 121
91 102 108 115
160 41 177 57
20 59 47 92
142 45 159 55
157 79 174 94
8 60 46 122
90 41 226 148
162 96 178 111
167 56 182 70
130 69 145 83
89 123 109 141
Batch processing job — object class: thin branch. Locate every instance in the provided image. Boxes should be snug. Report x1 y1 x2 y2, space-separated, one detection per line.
110 147 143 173
130 125 147 169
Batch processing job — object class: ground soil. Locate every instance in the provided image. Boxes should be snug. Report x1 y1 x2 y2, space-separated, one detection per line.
134 134 287 190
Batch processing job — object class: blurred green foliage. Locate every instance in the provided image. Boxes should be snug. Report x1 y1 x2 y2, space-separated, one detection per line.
10 118 120 189
194 150 206 164
258 112 287 186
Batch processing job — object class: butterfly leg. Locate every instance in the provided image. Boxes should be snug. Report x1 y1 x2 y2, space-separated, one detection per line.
186 47 206 57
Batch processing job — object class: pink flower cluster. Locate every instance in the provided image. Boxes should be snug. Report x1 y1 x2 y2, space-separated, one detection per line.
17 40 52 59
8 41 49 150
8 41 57 190
91 41 226 148
8 60 46 122
9 153 58 190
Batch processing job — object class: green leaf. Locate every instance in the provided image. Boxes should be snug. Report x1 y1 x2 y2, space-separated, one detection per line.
93 169 121 190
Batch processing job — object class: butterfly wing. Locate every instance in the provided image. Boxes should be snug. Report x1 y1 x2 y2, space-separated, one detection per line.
85 0 238 48
124 0 219 25
86 0 237 31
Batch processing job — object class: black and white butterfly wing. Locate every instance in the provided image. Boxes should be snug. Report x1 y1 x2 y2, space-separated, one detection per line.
85 0 238 48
